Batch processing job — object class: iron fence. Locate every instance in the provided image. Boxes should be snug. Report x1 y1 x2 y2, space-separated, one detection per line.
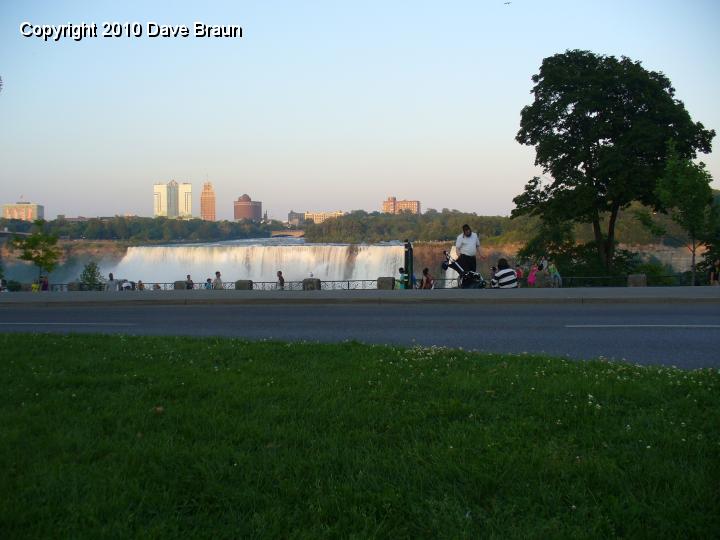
15 273 705 293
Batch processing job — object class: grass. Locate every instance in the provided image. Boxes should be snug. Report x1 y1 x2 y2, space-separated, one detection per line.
0 334 718 539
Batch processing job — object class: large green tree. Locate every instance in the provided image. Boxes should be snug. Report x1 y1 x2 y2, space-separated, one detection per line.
10 221 62 280
513 50 715 270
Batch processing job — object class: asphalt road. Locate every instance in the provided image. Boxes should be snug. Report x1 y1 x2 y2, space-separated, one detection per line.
1 303 718 369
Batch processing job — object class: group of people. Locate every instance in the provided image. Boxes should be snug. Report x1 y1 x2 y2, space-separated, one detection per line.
181 272 226 291
455 223 562 288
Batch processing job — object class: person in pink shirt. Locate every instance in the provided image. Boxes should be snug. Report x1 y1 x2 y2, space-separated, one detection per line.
527 264 538 287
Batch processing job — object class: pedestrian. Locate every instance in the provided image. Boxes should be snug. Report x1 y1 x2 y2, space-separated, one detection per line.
277 270 285 290
420 267 435 289
455 224 481 273
548 261 562 288
212 271 223 290
137 280 145 291
396 267 407 289
185 274 194 290
527 264 538 288
491 258 519 288
153 283 161 290
515 264 524 286
710 259 720 286
204 278 213 290
40 276 49 291
106 272 119 292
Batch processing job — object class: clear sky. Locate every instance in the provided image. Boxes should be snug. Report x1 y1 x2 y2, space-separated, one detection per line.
1 0 718 221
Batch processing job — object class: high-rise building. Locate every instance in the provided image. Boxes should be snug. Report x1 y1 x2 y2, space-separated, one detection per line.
200 182 216 221
304 210 345 224
153 183 168 217
234 194 262 221
382 196 421 215
2 201 44 221
178 182 192 218
153 180 191 219
167 180 179 218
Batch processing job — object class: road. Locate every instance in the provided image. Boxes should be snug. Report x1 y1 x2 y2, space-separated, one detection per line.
1 303 718 369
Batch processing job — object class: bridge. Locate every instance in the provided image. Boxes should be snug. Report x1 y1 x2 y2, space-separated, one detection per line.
271 230 305 238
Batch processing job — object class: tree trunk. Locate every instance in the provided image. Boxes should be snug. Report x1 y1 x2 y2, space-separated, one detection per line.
592 213 607 269
691 237 697 286
605 203 621 272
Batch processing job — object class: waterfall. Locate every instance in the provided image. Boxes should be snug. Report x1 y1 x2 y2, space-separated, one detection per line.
106 239 405 283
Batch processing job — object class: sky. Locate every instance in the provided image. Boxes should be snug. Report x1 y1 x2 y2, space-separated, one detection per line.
1 0 719 221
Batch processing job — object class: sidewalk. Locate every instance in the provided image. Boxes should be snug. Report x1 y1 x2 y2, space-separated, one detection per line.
1 287 719 307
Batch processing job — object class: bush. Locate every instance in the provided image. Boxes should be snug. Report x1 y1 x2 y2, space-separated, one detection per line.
6 280 22 292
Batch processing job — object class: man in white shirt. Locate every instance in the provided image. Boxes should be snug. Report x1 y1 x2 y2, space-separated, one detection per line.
105 272 119 292
455 224 481 273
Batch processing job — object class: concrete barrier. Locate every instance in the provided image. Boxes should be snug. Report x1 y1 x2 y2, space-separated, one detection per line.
628 274 647 287
377 277 395 290
235 280 253 290
302 278 321 291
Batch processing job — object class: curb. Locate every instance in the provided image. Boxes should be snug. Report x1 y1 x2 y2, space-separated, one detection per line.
1 287 719 307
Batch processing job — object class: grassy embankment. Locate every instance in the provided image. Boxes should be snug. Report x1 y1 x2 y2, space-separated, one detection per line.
1 334 718 538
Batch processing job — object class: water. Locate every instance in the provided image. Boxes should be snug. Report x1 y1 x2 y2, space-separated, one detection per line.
107 238 405 283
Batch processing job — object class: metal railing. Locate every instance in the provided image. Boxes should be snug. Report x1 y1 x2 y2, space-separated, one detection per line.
12 273 705 293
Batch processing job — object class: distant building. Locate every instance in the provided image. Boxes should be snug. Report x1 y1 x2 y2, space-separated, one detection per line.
234 194 262 221
304 210 345 224
154 180 192 219
178 182 192 219
56 215 89 223
287 210 305 227
382 196 421 215
153 183 168 217
2 201 44 221
166 180 179 218
200 182 216 221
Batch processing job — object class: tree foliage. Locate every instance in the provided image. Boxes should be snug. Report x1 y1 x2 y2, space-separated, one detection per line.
0 217 282 243
303 210 536 244
513 50 715 269
79 261 104 291
10 220 62 279
656 142 718 284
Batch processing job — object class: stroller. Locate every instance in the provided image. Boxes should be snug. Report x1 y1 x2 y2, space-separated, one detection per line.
441 250 486 289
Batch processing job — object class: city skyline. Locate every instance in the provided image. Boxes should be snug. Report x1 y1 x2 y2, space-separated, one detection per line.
1 1 718 221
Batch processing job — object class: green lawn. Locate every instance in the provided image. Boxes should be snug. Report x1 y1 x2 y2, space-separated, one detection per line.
1 334 718 539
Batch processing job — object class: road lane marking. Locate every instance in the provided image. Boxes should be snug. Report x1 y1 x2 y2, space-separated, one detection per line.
0 322 137 326
565 324 720 328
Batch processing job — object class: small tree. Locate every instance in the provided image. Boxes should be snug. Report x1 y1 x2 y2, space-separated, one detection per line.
79 260 104 291
10 221 62 281
656 143 718 285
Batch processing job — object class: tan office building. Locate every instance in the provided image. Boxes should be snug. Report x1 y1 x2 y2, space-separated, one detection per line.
2 201 44 221
304 210 345 224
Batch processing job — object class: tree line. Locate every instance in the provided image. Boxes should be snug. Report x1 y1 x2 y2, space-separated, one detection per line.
0 216 283 243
